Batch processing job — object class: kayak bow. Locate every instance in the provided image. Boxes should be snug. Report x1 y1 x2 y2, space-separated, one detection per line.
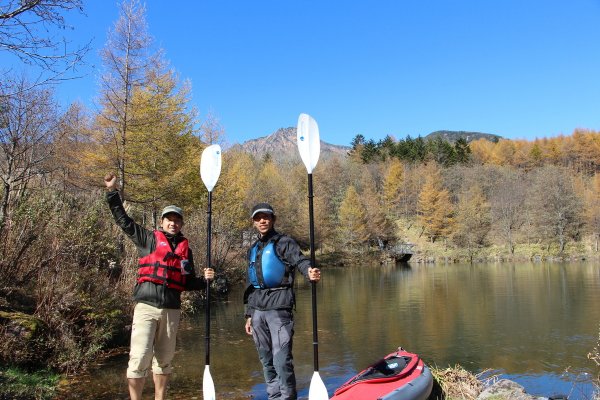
331 347 433 400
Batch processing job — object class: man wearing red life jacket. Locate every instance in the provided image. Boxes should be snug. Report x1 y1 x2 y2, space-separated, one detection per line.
104 173 214 400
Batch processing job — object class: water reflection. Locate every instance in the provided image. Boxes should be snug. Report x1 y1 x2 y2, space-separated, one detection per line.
61 261 600 399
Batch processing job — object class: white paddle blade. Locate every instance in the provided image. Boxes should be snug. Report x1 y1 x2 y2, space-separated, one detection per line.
308 371 329 400
200 144 222 192
203 365 216 400
297 113 320 173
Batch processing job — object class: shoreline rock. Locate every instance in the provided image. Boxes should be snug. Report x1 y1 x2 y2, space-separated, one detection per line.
477 379 567 400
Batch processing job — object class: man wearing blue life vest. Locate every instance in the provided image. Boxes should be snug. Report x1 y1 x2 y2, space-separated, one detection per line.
104 173 214 400
244 202 321 400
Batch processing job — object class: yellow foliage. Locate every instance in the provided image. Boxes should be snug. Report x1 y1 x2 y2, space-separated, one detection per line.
383 159 405 217
417 166 454 242
213 151 255 232
337 185 368 250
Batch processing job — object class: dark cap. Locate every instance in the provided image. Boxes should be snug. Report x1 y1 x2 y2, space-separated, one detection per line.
251 203 275 218
161 205 183 219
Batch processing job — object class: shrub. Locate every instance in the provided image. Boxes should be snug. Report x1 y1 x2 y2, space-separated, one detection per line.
0 190 130 373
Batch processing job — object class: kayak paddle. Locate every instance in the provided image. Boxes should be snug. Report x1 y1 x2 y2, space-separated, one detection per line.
200 144 222 400
296 113 329 400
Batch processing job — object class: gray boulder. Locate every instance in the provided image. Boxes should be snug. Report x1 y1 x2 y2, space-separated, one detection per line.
477 379 549 400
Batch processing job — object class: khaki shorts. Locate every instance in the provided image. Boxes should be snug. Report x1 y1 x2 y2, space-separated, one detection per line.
127 302 181 379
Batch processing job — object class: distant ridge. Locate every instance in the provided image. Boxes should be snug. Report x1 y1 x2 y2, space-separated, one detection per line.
228 127 350 163
227 128 501 163
424 130 502 143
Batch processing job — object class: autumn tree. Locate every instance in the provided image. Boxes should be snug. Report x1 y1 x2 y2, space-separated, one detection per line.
382 159 404 219
93 0 156 196
571 130 600 175
52 101 93 191
357 165 396 247
124 62 200 219
490 139 517 166
294 180 328 251
529 143 544 168
248 159 295 233
398 163 422 222
469 138 496 165
452 184 491 262
417 164 454 242
541 137 566 166
195 150 254 276
337 185 368 252
214 150 254 229
310 157 353 250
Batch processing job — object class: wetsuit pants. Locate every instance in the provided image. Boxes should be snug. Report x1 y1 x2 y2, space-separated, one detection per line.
251 309 296 400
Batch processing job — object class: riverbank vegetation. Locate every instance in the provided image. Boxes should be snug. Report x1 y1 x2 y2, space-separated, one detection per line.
0 367 60 400
2 1 600 399
429 365 485 399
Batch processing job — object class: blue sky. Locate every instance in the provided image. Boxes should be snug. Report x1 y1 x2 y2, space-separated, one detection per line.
5 0 600 146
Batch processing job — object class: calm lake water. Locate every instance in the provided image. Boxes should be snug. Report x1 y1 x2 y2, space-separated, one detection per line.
61 261 600 400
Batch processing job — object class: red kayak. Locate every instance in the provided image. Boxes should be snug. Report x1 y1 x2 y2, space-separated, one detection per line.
331 347 433 400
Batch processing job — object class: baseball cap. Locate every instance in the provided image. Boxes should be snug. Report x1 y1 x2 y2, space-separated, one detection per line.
251 203 275 218
161 205 183 219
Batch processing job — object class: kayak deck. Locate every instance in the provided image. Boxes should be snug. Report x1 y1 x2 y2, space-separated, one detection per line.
331 348 433 400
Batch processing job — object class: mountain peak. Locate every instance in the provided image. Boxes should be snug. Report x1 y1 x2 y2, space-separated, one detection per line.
425 130 502 143
229 127 350 163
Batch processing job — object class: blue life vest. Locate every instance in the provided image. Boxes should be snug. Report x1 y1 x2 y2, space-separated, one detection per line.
248 238 288 289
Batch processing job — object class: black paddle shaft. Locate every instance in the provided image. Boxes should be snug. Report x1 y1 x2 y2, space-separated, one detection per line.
205 191 212 366
307 173 320 371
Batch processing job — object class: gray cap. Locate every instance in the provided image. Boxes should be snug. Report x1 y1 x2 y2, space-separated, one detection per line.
161 205 183 219
251 203 274 218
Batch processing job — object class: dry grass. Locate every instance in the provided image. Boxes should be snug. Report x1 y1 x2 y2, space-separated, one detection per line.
430 364 496 400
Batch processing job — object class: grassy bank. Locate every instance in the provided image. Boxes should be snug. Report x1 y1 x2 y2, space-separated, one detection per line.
0 367 60 400
393 217 600 264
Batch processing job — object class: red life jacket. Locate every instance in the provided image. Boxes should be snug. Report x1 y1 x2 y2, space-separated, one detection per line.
137 230 189 291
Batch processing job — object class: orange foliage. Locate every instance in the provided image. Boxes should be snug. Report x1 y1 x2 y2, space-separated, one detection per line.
470 130 600 174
